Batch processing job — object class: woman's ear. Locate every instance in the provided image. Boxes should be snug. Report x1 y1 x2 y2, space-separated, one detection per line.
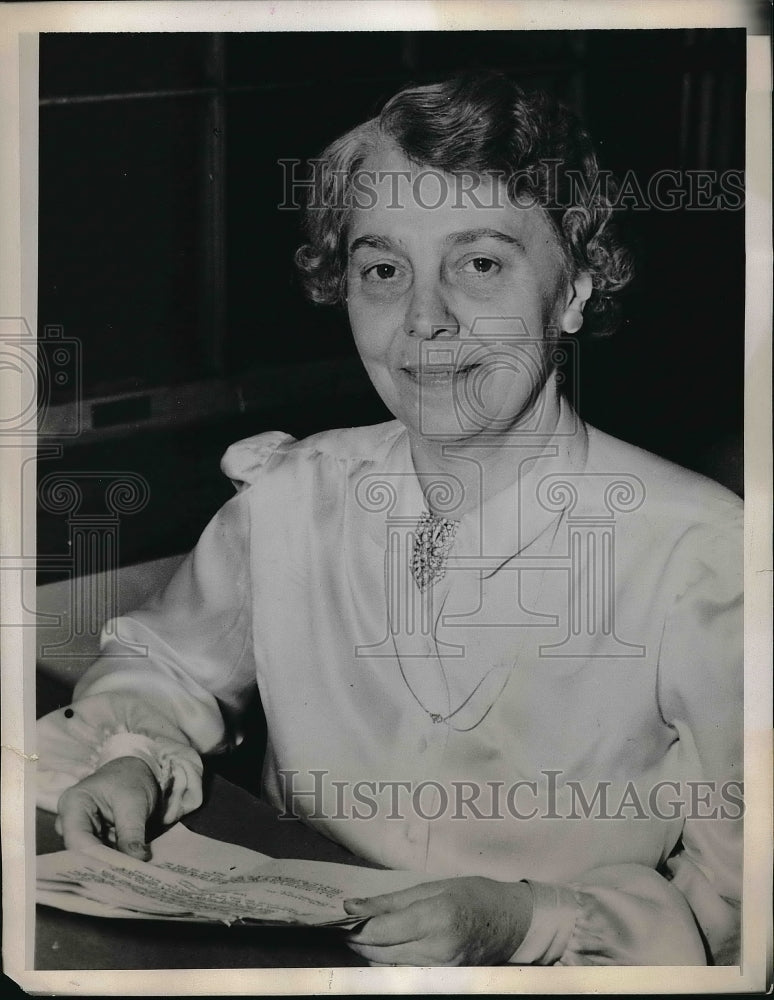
561 272 593 334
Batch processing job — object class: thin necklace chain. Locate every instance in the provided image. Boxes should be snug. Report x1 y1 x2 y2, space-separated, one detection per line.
407 510 486 730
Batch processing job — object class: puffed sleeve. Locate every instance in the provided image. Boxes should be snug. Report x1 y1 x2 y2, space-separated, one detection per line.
36 431 294 825
510 513 743 966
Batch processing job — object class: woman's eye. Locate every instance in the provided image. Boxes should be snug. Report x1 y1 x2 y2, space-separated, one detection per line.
364 262 399 281
355 259 410 298
462 257 499 275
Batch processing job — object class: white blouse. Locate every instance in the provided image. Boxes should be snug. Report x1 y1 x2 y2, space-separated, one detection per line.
37 400 743 965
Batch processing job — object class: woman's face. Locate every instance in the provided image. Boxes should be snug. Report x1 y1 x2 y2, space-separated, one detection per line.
346 146 579 444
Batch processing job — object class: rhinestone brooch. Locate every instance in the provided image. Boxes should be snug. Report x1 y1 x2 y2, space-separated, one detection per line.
410 511 459 593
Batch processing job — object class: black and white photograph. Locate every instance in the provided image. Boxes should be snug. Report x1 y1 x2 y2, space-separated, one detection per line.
1 1 771 994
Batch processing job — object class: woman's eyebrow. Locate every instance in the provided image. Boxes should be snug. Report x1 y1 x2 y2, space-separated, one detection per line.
348 234 399 255
445 228 525 251
348 229 524 256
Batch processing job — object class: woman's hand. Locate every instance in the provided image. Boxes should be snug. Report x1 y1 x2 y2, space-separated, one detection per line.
343 876 533 966
55 756 160 861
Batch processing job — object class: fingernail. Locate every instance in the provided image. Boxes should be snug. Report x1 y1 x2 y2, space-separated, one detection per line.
127 840 149 859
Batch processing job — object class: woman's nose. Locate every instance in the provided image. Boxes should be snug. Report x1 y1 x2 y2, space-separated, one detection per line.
403 280 458 340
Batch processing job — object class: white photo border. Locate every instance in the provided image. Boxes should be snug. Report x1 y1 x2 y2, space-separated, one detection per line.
1 1 771 994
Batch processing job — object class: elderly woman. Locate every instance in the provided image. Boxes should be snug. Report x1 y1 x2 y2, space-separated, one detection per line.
37 73 742 966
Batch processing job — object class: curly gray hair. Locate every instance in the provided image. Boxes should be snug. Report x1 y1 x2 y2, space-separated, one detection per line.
295 72 633 336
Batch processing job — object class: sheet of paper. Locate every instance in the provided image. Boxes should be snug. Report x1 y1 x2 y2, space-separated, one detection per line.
37 823 442 927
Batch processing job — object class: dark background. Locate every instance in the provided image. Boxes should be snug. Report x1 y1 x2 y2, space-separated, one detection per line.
37 29 746 579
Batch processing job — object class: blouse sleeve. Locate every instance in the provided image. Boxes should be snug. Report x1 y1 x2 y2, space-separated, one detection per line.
36 431 294 825
510 514 743 966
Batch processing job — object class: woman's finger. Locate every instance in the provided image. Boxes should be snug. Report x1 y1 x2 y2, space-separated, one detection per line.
58 788 105 853
345 939 436 967
343 879 449 916
346 897 438 947
112 796 152 860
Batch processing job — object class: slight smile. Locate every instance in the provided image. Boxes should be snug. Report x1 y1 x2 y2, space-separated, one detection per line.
401 362 480 385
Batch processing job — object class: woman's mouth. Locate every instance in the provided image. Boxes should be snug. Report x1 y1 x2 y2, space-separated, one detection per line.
401 363 480 385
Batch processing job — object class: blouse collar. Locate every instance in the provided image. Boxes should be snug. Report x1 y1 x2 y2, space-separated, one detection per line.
357 396 589 559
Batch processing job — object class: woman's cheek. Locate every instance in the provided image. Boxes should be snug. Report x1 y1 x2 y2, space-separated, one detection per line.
349 308 402 367
454 278 534 329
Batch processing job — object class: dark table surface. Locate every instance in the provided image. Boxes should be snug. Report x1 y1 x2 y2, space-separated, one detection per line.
36 774 379 970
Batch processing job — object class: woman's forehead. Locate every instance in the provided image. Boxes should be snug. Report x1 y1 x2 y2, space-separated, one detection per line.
356 144 502 210
349 148 552 254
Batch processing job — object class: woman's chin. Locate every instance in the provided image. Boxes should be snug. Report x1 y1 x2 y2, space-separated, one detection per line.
403 414 498 444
